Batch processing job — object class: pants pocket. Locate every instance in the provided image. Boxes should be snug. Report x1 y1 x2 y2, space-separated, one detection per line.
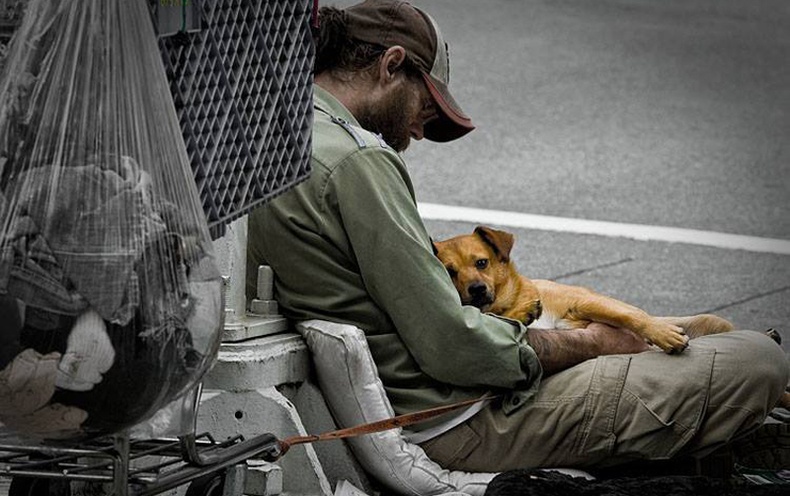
573 354 631 460
420 422 482 468
576 349 716 463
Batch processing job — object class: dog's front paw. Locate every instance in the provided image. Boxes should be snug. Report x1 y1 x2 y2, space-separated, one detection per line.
646 322 689 354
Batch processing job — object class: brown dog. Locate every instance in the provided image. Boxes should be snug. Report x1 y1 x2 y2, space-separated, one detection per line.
433 225 790 409
432 225 736 354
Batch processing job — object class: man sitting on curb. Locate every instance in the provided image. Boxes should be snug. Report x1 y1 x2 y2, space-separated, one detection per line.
247 0 789 475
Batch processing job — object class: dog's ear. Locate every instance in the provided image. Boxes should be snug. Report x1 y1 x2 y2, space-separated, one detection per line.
474 226 514 262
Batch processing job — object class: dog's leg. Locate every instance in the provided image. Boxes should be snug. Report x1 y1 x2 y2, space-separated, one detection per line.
658 317 783 349
536 280 689 353
656 314 734 339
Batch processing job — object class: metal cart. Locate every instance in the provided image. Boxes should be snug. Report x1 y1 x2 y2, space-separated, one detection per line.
0 0 315 494
0 386 284 496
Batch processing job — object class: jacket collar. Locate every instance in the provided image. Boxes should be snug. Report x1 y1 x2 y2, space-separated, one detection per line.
314 84 361 127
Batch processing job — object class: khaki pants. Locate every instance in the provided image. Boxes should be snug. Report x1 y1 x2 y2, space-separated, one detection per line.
420 330 788 472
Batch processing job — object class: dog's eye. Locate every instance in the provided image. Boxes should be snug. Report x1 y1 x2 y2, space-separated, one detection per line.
446 267 458 279
476 259 489 270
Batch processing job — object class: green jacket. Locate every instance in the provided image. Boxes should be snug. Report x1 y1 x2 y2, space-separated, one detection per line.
247 85 542 415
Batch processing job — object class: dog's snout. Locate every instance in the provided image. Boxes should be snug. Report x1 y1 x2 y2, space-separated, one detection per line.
468 282 487 296
465 281 493 309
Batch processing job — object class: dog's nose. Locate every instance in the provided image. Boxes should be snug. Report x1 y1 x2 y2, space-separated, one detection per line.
468 282 487 296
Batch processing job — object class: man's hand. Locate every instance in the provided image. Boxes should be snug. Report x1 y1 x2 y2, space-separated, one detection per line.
527 323 650 375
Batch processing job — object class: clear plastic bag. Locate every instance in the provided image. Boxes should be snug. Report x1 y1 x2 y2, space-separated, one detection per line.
0 0 223 441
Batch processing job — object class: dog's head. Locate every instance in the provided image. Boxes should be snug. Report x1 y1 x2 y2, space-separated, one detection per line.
433 226 540 320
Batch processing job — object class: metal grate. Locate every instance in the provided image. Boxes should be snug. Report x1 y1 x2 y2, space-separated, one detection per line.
2 0 314 238
157 0 314 238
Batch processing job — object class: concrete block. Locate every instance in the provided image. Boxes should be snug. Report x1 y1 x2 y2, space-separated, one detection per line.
223 464 247 496
245 460 283 495
202 333 310 391
285 382 373 494
221 315 289 342
250 299 279 316
197 387 332 496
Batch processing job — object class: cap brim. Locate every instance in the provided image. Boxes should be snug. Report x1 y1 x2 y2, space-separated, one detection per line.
421 72 475 142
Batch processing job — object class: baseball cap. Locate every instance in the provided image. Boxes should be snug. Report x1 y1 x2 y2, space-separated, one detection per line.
343 0 475 142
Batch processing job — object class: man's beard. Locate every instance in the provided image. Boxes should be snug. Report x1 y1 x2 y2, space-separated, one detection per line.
356 83 413 152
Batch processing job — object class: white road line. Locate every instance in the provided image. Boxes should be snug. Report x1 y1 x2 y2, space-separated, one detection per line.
417 202 790 256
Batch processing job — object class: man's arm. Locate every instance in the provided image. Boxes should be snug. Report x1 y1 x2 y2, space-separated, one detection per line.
527 323 651 375
333 149 541 389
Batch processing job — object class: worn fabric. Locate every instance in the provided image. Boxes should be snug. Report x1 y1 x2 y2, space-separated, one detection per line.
247 85 541 422
0 157 220 438
1 158 172 325
420 331 788 472
297 319 497 496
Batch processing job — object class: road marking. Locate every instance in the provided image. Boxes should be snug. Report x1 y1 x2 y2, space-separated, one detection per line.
417 202 790 256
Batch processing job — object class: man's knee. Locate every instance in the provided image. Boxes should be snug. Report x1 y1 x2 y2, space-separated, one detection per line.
696 330 788 407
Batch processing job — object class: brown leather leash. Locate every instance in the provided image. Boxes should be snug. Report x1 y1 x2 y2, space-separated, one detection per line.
275 394 497 457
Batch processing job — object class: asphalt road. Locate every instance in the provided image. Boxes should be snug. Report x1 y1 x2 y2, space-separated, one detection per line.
406 0 790 238
337 0 790 347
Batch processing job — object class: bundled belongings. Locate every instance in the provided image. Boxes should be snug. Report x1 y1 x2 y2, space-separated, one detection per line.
0 0 223 441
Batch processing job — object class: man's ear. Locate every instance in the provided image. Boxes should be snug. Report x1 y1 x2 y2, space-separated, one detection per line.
474 226 514 262
378 45 408 84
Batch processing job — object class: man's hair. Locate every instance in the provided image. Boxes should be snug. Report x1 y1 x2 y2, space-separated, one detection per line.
313 6 421 81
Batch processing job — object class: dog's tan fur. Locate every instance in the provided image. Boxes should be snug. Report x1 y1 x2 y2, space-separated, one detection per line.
432 226 735 354
433 225 790 409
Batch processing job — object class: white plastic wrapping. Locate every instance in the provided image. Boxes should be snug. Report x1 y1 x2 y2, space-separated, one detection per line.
0 0 223 441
